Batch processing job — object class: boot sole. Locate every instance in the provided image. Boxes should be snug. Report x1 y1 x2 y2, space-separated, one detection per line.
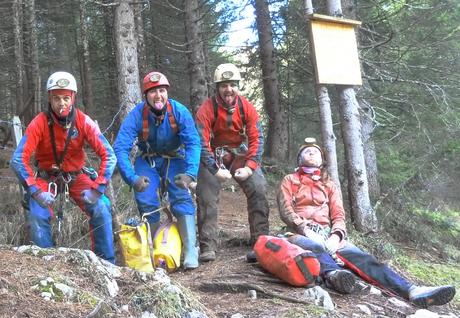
327 270 356 294
411 286 456 308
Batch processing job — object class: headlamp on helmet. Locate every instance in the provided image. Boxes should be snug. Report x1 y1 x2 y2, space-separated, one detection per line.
47 71 78 93
213 63 242 84
297 137 325 166
143 71 170 93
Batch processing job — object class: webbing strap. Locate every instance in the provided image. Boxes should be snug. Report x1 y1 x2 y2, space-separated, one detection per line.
141 101 178 142
47 111 76 169
212 96 245 131
294 253 315 284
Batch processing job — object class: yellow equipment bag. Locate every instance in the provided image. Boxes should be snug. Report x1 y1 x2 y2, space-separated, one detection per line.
118 222 155 273
153 222 182 272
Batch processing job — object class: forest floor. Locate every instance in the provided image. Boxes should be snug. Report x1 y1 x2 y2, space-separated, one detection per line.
0 145 459 317
170 186 459 318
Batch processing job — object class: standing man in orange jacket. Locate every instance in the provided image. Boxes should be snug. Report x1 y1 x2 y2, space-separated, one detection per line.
10 71 117 263
195 63 269 262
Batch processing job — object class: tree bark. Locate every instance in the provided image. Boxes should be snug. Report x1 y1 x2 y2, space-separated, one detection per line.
23 0 40 123
133 2 147 76
327 0 377 232
114 0 142 118
79 0 94 113
254 0 288 162
185 0 208 114
342 0 380 202
102 2 118 100
360 99 380 202
304 0 341 193
13 0 24 116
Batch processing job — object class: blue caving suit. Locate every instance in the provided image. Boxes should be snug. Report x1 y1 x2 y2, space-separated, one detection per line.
113 99 201 223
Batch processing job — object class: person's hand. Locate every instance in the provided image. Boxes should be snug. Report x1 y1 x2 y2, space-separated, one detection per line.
302 227 326 248
32 190 55 208
325 233 341 254
81 189 101 204
133 176 150 192
234 166 253 181
174 173 193 189
215 168 232 182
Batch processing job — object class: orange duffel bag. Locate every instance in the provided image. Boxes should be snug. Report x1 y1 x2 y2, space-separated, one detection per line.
254 235 320 287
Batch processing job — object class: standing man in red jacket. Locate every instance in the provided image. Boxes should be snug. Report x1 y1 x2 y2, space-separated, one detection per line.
195 63 269 262
10 71 117 263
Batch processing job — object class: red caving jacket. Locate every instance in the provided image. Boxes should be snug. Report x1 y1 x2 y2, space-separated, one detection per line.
11 108 116 194
195 95 264 174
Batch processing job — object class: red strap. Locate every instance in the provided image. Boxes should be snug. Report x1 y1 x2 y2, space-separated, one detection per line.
142 102 178 142
142 104 149 141
167 102 178 134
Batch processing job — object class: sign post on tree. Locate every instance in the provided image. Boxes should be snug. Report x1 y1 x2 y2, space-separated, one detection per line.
309 14 362 86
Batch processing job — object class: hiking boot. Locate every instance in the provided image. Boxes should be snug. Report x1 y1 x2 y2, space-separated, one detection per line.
246 250 257 263
324 269 356 294
409 285 456 308
199 250 216 262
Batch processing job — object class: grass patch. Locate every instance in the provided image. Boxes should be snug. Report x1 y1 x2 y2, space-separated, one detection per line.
395 253 460 307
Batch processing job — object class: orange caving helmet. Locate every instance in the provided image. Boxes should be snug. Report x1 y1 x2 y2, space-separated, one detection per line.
143 71 170 93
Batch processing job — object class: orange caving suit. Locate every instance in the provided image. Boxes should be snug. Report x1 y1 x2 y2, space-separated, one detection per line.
278 170 414 298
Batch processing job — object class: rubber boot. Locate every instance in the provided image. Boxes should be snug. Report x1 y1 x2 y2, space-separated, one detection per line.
149 222 160 242
177 215 199 269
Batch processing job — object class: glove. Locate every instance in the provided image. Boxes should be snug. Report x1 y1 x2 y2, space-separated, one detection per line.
174 173 193 189
81 189 101 205
325 233 341 255
133 176 150 192
234 166 253 181
214 168 232 182
32 190 55 208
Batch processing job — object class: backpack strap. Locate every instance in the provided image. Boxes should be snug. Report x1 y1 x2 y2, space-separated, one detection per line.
166 102 178 134
212 97 219 131
237 97 245 132
211 96 246 133
294 252 316 286
46 110 76 169
142 104 149 142
141 101 178 143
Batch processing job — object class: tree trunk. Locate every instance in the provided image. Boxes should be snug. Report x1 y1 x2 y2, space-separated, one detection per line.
185 0 208 114
254 0 288 162
337 88 377 232
23 0 40 123
79 0 94 113
114 0 142 118
304 0 341 193
13 0 24 116
360 99 380 202
133 2 147 76
342 0 380 202
327 0 377 232
103 2 118 102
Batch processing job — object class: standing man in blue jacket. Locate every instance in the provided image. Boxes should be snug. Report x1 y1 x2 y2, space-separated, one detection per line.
113 71 201 269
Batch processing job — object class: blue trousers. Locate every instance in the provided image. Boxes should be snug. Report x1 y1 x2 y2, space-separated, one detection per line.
133 156 195 223
289 235 413 298
27 173 115 263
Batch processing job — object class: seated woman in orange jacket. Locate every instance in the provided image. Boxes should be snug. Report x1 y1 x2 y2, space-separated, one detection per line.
277 137 455 308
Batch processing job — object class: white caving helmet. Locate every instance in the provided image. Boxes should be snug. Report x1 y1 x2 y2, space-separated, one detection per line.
46 71 78 93
213 63 241 84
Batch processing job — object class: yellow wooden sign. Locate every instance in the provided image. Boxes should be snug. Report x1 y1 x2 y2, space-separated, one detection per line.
309 14 362 85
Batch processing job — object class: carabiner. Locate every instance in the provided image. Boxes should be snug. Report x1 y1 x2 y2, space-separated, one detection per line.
48 182 57 197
